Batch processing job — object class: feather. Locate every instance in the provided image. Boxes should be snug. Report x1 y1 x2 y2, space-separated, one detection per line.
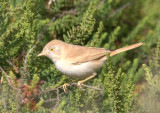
110 43 143 56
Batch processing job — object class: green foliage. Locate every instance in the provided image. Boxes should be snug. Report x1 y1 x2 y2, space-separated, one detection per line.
138 38 160 113
0 0 49 65
30 74 40 88
0 0 160 112
104 26 120 49
0 72 46 112
63 2 96 45
87 21 104 47
0 77 17 113
102 54 134 113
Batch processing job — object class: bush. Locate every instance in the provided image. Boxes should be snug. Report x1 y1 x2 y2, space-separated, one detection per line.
0 0 160 112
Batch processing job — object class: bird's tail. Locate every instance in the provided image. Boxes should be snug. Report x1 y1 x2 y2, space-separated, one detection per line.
110 43 143 57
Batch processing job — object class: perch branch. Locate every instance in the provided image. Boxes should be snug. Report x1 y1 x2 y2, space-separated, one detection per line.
38 83 103 96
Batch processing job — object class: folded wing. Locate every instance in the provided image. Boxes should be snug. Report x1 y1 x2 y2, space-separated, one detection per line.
65 45 109 64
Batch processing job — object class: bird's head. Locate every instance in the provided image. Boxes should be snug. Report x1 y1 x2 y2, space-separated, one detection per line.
37 40 64 62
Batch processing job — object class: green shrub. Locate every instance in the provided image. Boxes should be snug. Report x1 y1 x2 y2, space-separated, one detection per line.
0 0 160 112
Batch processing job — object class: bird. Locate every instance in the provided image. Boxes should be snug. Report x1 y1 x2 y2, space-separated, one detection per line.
37 39 143 92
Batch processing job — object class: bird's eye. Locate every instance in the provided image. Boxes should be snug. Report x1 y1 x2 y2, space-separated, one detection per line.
50 48 54 51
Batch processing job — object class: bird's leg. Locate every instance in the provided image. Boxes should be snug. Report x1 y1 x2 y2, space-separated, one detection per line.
62 81 77 93
62 83 70 93
77 73 97 88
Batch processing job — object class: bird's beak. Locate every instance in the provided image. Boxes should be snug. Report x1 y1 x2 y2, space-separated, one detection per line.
37 52 45 57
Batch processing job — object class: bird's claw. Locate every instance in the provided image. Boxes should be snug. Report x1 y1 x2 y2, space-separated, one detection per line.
77 81 83 89
62 83 70 93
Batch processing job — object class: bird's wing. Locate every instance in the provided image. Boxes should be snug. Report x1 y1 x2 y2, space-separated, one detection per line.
65 45 110 64
63 43 143 64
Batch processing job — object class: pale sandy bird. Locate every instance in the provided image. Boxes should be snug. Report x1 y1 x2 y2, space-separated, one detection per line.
37 40 143 92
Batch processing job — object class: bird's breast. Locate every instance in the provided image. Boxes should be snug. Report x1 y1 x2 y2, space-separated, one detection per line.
54 60 105 80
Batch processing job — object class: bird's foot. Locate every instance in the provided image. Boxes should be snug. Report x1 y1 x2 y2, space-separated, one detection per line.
77 73 97 89
62 83 70 93
77 81 83 89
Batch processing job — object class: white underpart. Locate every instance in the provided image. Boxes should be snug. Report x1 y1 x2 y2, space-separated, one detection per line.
54 60 100 79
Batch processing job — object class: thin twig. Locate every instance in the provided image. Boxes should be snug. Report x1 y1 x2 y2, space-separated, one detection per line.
97 0 105 8
44 98 58 103
108 2 131 18
1 93 8 112
0 76 2 89
38 86 62 96
23 45 36 79
0 66 17 91
38 83 103 96
48 0 56 8
52 88 60 110
0 77 9 112
48 0 55 6
6 60 19 73
55 9 78 18
80 84 103 91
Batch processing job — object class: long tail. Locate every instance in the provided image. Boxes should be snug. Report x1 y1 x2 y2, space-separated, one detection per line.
110 43 143 57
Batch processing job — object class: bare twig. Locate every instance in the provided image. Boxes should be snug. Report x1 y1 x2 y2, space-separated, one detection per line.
38 86 63 96
48 0 56 8
55 9 78 18
0 75 8 112
108 2 131 18
0 76 2 88
38 83 103 96
0 66 17 91
6 60 19 73
52 88 60 110
37 83 103 110
78 83 103 91
44 98 58 103
97 0 105 8
23 45 36 79
1 93 8 112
